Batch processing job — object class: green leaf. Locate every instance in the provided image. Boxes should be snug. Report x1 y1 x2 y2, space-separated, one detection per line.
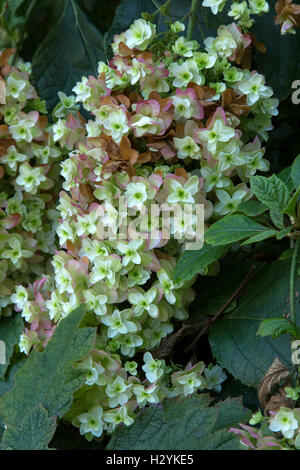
252 0 300 101
209 259 300 387
278 166 295 193
107 394 250 450
0 306 96 450
236 199 267 217
174 244 228 282
205 214 269 246
241 229 278 245
188 258 255 322
0 314 24 379
291 154 300 189
257 318 297 339
0 361 25 440
31 0 105 111
284 186 300 217
276 226 292 240
250 174 290 213
0 404 56 450
270 209 284 229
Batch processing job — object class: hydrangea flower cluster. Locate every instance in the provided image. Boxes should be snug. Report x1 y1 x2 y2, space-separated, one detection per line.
203 0 270 28
10 17 277 439
230 406 300 450
0 48 65 325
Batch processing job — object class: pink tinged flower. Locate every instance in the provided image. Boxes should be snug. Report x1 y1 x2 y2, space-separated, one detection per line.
0 213 22 230
194 107 234 153
174 88 204 120
140 66 170 99
226 23 252 63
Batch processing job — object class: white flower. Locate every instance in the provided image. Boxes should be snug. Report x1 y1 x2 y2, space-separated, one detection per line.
196 118 235 153
172 37 196 57
157 269 176 304
2 145 27 171
169 60 204 88
142 352 165 383
72 76 91 102
125 182 148 210
101 309 137 338
236 73 273 106
174 371 204 396
173 136 202 160
103 405 134 432
214 188 247 215
56 220 76 245
116 239 144 267
171 21 185 33
6 75 26 99
203 0 226 15
106 376 132 407
269 407 298 439
124 19 156 50
75 211 98 236
11 285 28 309
249 0 269 14
46 291 63 321
133 383 159 407
167 175 199 205
77 406 104 437
128 288 158 317
53 118 69 142
83 290 108 316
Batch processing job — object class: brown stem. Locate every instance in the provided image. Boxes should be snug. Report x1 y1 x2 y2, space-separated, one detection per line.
184 264 256 353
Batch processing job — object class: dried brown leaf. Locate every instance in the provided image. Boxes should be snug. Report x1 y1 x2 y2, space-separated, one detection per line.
258 357 293 415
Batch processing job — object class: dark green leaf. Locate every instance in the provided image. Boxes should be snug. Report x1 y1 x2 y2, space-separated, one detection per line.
241 229 278 245
291 154 300 189
107 394 250 450
174 244 228 282
188 258 256 322
257 318 297 339
0 314 23 379
278 166 295 193
236 199 267 217
0 306 96 449
209 259 300 386
205 214 269 246
284 186 300 217
250 174 290 213
31 0 105 111
1 404 56 450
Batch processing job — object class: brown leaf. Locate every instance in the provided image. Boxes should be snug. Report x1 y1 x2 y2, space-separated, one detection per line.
118 41 133 57
258 357 293 415
0 48 15 67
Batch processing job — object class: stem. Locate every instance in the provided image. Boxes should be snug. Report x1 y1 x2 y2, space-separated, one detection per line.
187 0 199 40
185 265 256 353
290 235 300 325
